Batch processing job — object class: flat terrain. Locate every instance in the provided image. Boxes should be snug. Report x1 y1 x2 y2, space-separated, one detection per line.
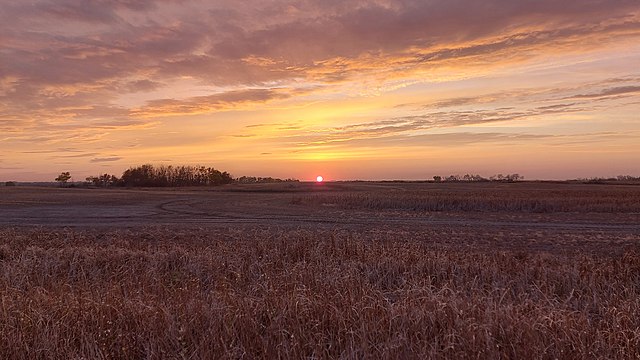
1 182 639 253
1 182 639 358
2 182 640 227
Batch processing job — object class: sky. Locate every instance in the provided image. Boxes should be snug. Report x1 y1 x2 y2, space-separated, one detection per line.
1 0 639 181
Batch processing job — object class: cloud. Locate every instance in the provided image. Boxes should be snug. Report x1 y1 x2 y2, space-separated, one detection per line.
546 132 640 146
52 153 101 159
2 1 637 132
352 132 554 148
20 148 86 154
222 74 638 156
210 1 639 63
195 1 640 86
568 86 640 99
301 104 586 146
1 0 639 178
3 0 638 94
90 157 122 163
130 88 293 117
2 0 177 25
240 77 637 151
124 80 163 92
231 134 257 138
418 80 640 111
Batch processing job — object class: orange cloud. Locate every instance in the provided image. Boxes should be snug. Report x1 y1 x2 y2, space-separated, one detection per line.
130 88 294 118
1 0 639 180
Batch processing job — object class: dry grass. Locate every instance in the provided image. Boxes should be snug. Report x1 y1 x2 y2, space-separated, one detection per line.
0 227 638 359
293 186 640 213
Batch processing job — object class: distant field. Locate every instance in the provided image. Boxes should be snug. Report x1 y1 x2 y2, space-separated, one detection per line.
2 182 640 228
293 182 640 213
0 182 639 358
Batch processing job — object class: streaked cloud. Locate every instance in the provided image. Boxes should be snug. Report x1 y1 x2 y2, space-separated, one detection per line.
130 88 293 117
569 86 640 99
231 78 637 150
90 157 123 163
52 153 101 159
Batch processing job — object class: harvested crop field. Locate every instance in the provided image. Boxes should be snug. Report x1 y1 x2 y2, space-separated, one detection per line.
0 182 639 358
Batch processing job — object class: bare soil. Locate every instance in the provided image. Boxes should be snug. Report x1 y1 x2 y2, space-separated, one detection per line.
1 182 638 254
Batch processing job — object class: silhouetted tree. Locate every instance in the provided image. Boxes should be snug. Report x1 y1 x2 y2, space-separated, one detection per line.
235 176 298 184
506 174 522 182
121 164 156 187
55 172 71 186
86 174 119 187
120 164 233 187
617 175 640 181
489 173 523 182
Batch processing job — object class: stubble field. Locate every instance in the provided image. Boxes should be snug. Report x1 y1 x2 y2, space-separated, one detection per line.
0 182 639 359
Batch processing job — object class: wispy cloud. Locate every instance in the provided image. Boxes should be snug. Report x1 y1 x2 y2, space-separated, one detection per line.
130 88 293 118
1 0 639 179
568 86 640 99
90 157 122 163
234 77 637 153
51 153 100 159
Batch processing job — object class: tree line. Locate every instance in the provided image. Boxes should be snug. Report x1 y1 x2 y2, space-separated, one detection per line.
47 169 640 187
432 173 523 182
119 164 232 187
54 165 301 188
235 176 299 184
576 175 640 184
56 165 233 187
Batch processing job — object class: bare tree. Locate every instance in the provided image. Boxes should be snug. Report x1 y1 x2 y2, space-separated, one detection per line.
55 172 71 187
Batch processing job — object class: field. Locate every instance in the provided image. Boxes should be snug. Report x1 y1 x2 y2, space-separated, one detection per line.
0 182 639 358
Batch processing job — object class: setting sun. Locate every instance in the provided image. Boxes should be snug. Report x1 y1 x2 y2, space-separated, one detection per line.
0 1 639 358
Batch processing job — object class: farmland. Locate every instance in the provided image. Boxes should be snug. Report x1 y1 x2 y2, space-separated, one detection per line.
0 182 639 358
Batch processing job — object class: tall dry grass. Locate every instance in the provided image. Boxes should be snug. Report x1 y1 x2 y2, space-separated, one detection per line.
0 227 638 359
293 187 640 213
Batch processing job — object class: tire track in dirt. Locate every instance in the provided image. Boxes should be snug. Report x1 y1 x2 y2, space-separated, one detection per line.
1 192 638 233
152 199 640 232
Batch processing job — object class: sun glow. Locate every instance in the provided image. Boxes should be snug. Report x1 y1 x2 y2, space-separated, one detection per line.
316 175 324 182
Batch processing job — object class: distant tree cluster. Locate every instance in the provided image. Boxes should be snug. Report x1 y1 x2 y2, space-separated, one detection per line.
433 174 523 182
489 174 523 182
577 175 640 183
120 165 232 187
615 175 640 181
56 164 233 188
85 174 119 187
235 176 299 184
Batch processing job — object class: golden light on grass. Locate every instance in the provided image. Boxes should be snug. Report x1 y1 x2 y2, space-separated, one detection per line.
0 226 638 358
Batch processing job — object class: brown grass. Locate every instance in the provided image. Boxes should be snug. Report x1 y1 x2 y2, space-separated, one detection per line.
293 186 640 213
0 227 638 359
